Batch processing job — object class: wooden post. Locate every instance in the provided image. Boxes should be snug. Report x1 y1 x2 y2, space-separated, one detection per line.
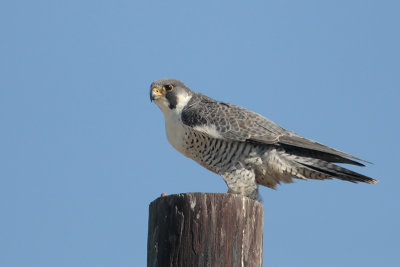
147 193 264 267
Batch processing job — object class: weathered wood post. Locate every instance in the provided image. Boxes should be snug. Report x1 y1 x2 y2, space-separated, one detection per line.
147 193 264 267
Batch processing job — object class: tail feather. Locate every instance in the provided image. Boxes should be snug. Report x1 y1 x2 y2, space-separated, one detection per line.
296 160 378 184
256 147 378 189
278 145 378 184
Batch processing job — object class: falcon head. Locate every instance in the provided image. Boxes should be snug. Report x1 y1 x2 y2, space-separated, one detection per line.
150 78 193 112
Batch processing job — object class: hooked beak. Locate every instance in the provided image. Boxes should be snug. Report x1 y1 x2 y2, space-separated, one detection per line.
150 87 163 102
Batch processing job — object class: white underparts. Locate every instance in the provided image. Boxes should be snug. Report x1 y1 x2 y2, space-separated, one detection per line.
159 93 193 155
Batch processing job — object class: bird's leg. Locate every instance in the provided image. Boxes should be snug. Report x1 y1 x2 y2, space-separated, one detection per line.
227 187 260 201
222 168 260 201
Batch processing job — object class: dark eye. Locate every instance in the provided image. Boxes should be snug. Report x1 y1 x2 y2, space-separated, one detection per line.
163 84 174 92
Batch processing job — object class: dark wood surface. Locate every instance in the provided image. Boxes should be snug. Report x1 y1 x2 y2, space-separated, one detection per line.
147 193 264 267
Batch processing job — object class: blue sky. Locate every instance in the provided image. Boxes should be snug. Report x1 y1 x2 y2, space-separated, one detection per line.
1 0 399 266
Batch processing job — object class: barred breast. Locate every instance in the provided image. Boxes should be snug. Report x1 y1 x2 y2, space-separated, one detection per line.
181 127 257 174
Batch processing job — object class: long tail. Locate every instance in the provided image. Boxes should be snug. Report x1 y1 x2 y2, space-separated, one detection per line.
282 146 379 184
256 147 378 189
295 157 378 184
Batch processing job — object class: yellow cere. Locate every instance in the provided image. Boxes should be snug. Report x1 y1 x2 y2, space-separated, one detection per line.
153 88 163 95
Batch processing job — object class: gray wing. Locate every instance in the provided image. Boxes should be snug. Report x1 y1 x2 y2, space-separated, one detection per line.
181 94 368 166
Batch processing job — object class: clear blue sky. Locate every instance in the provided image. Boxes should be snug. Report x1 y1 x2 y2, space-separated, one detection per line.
1 1 399 266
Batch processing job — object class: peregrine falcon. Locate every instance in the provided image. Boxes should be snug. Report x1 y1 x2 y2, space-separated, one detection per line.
150 78 377 200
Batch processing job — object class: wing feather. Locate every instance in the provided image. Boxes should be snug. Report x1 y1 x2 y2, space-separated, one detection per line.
181 93 369 165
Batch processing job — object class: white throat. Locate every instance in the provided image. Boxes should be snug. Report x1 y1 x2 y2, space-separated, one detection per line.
155 93 193 155
155 92 192 116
